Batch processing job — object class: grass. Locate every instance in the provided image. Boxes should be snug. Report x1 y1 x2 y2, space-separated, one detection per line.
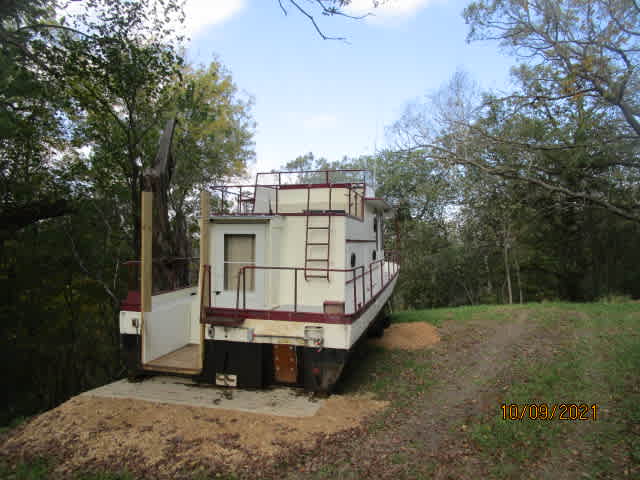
0 459 135 480
466 302 640 479
390 303 516 326
470 347 587 474
386 301 640 479
336 344 433 406
0 418 28 436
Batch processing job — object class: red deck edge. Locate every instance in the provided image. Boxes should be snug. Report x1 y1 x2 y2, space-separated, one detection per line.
202 269 399 326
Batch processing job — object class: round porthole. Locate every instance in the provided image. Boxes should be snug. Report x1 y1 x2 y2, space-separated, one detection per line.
372 250 377 260
350 253 356 268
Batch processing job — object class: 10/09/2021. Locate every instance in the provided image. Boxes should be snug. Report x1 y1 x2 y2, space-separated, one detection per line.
501 403 598 421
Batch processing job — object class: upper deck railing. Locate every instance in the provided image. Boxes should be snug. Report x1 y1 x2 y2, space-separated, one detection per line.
255 169 369 187
208 169 371 219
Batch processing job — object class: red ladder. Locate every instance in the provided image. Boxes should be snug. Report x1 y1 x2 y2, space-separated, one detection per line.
304 185 332 280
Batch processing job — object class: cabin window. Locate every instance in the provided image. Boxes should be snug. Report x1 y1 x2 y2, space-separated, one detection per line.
224 234 255 291
373 217 378 250
372 250 377 261
350 253 356 268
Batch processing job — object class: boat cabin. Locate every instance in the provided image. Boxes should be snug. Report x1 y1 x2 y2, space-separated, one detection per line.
119 169 399 392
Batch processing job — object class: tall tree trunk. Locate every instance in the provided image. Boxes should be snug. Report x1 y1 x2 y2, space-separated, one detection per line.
514 248 523 304
484 253 492 297
503 228 513 305
143 118 178 291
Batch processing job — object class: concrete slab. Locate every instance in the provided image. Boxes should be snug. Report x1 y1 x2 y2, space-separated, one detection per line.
81 376 323 417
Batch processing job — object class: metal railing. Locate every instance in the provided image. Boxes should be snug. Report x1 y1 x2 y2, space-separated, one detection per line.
208 183 365 218
227 250 400 315
255 169 369 187
206 169 371 218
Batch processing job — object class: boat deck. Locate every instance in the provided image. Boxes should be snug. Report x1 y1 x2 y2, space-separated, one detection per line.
145 343 199 373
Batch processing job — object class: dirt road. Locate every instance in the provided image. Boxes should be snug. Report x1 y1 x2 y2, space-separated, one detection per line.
284 309 561 479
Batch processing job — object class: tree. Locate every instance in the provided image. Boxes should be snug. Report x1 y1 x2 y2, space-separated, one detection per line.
390 66 640 223
464 0 640 137
0 0 188 423
61 0 185 255
169 60 255 259
0 1 73 239
457 0 640 220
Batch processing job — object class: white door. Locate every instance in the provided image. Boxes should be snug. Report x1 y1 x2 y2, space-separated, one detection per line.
212 224 266 309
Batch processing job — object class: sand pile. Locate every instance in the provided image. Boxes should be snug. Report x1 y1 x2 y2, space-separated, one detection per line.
0 393 386 478
370 322 440 350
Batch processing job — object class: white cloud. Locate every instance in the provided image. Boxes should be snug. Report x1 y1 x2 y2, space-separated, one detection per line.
182 0 246 37
60 0 245 40
346 0 438 21
303 114 339 130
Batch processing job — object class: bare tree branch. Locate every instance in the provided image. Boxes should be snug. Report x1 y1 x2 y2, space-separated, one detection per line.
408 144 640 223
65 220 120 307
288 0 347 41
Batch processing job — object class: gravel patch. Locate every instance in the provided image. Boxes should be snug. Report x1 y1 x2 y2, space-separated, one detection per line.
369 322 440 350
1 392 387 478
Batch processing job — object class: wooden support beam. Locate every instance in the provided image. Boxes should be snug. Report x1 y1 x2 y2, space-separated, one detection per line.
141 191 153 312
199 191 211 306
198 191 211 370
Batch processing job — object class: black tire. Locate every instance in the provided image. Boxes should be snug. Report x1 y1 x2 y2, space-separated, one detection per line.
382 302 392 328
367 315 385 338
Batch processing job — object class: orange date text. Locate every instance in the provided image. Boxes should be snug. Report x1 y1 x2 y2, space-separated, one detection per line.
500 403 598 421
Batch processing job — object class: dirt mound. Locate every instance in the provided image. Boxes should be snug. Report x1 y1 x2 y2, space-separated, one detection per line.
0 393 387 478
370 322 440 350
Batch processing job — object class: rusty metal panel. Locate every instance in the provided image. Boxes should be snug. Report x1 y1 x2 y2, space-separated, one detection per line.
273 344 297 384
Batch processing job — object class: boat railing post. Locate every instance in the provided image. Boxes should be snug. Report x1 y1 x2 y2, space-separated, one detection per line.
369 264 373 296
361 266 366 304
352 270 357 313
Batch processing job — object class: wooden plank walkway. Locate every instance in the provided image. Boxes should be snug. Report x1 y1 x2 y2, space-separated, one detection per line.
146 343 199 372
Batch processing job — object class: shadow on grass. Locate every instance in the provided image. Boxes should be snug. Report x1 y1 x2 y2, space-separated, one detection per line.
334 338 434 406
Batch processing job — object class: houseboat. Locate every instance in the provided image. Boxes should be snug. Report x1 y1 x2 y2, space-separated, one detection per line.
119 169 399 393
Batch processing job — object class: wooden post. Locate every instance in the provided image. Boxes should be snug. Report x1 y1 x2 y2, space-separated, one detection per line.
199 191 210 370
140 191 153 313
199 191 211 306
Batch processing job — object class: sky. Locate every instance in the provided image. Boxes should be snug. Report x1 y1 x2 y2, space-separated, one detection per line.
181 0 517 173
